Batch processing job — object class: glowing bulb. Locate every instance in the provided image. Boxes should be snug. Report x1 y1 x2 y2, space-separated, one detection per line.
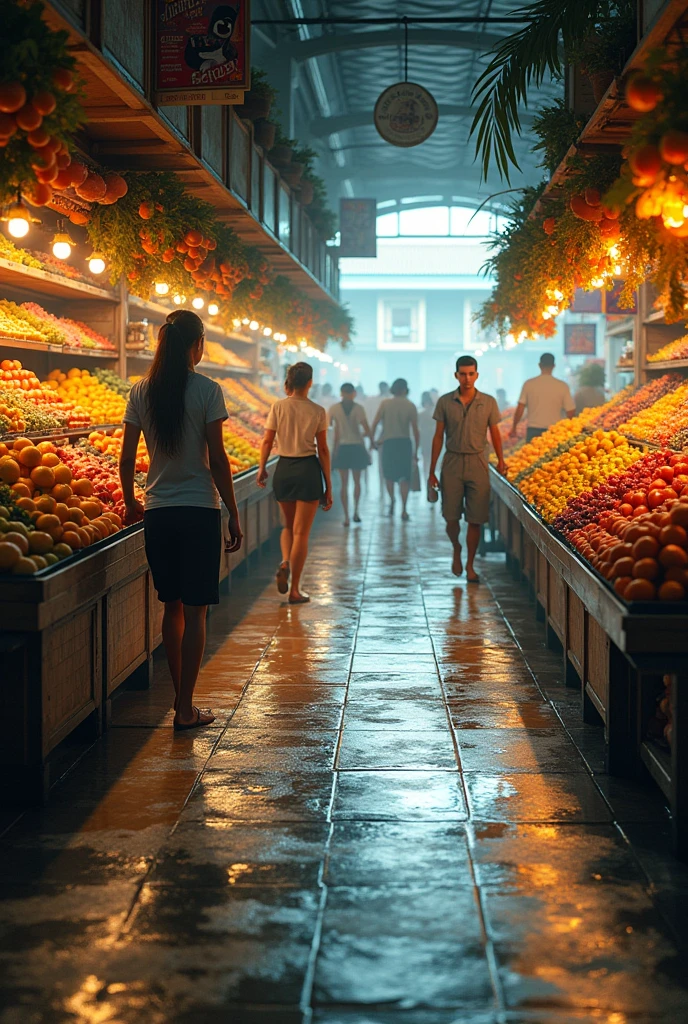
334 361 341 367
263 326 272 336
242 317 250 325
192 296 204 310
590 276 605 288
8 216 29 238
300 340 307 348
609 245 620 259
613 265 622 276
52 238 72 260
208 303 219 316
87 253 105 275
546 304 559 316
542 310 552 320
154 281 169 296
232 318 242 328
249 320 259 330
173 293 186 305
506 333 515 344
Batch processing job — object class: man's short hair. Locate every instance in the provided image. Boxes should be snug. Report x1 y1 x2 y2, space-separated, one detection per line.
540 352 555 368
456 355 478 371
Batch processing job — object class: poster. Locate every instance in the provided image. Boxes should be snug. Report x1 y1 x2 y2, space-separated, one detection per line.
564 323 597 356
605 279 638 315
339 198 377 258
154 1 250 106
570 288 602 314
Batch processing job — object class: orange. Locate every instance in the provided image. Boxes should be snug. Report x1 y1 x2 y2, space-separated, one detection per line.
36 441 56 455
0 541 23 571
72 478 93 497
102 512 122 529
4 531 29 555
30 465 55 489
0 443 8 457
625 578 656 601
11 438 32 451
30 555 48 570
659 580 686 601
81 500 102 521
61 529 82 549
12 557 37 575
0 458 20 485
17 446 42 467
28 531 53 555
40 452 60 468
52 542 73 559
659 544 688 569
34 495 57 514
54 503 70 523
15 497 35 512
51 483 72 502
66 507 84 524
53 465 72 485
36 513 61 535
66 496 81 508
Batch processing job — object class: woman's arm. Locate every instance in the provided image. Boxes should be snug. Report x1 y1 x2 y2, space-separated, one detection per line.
118 422 144 525
257 428 276 488
410 406 420 456
206 419 243 551
316 428 333 511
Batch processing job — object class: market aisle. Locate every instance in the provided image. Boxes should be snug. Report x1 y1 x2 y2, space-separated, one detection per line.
1 490 688 1023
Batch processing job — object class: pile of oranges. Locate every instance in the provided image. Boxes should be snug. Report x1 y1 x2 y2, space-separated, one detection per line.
0 438 122 575
505 408 600 480
46 367 126 424
86 428 149 473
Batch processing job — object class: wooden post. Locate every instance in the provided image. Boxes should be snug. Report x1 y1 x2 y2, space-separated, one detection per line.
671 670 688 858
606 642 635 777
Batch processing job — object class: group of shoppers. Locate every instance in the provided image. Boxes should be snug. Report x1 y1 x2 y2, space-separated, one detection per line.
118 312 590 733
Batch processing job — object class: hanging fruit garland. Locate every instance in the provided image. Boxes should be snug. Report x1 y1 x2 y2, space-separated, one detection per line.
0 1 86 208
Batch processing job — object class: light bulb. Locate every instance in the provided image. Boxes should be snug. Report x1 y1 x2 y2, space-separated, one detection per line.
232 318 242 327
263 327 272 336
192 296 204 310
208 303 219 316
242 317 250 325
87 254 105 275
173 294 186 305
542 310 552 320
590 276 605 288
52 240 71 260
249 320 259 330
8 215 30 238
154 281 169 296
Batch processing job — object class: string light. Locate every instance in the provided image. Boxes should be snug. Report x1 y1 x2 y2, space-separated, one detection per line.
249 320 259 330
241 317 250 325
173 294 186 305
87 253 105 275
263 327 272 336
232 318 242 328
207 303 219 316
154 281 170 296
51 221 74 260
192 296 204 310
3 195 32 238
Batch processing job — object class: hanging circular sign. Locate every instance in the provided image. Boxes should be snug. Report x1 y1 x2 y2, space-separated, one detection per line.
374 82 439 148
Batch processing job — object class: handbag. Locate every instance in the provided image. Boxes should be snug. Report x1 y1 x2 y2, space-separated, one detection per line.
410 459 421 492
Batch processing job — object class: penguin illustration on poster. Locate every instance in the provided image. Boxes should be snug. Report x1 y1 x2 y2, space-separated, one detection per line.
184 4 240 72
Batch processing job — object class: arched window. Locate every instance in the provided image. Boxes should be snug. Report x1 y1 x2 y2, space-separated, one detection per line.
376 204 508 238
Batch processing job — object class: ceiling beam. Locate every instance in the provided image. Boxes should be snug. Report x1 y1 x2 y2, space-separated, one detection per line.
290 27 505 62
329 162 529 188
310 105 536 138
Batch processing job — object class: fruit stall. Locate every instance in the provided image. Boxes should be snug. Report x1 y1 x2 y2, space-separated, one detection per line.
489 379 688 856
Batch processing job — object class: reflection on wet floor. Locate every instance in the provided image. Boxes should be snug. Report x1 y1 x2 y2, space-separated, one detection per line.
1 489 688 1024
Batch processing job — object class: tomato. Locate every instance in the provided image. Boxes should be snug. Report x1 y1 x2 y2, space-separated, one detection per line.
632 505 650 518
648 489 666 509
659 466 675 483
618 503 634 517
630 491 648 507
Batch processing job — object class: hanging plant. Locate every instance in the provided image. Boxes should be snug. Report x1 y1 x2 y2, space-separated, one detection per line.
532 99 587 174
0 1 86 207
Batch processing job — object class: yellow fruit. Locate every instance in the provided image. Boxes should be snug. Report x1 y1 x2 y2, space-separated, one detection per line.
28 531 53 554
72 478 93 497
44 553 58 565
0 541 23 571
30 465 55 489
17 446 42 467
30 555 48 570
53 465 72 485
13 557 36 575
53 542 73 559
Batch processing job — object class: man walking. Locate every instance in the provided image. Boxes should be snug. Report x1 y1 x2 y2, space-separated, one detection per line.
428 356 505 583
510 353 575 443
365 382 391 497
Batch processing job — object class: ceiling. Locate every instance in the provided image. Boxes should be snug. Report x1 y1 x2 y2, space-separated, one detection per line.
252 0 562 213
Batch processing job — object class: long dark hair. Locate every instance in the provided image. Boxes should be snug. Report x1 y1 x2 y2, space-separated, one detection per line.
146 310 204 457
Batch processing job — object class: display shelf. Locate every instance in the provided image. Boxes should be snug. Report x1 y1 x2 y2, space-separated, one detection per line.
0 257 117 303
615 363 635 372
645 309 668 325
126 351 252 376
606 318 635 338
640 739 672 801
645 359 688 371
0 337 118 359
127 294 256 347
0 423 121 444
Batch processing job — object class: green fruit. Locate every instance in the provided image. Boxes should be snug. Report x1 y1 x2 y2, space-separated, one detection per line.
44 553 58 565
0 506 8 519
6 520 28 537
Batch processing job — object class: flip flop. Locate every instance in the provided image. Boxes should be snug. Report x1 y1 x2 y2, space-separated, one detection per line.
276 562 290 594
174 707 215 731
288 592 311 604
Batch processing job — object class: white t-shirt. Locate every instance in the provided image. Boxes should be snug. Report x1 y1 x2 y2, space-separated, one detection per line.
123 372 228 510
329 401 367 446
266 397 327 458
518 374 575 429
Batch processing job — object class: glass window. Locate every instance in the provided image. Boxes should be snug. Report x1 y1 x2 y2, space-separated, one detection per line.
377 299 426 351
377 212 399 237
399 206 449 235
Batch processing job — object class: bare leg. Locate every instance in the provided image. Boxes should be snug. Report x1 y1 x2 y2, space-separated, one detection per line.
174 604 213 726
400 479 410 518
352 470 362 518
466 522 481 581
446 519 463 576
162 599 184 709
290 500 319 599
339 468 350 525
279 501 296 564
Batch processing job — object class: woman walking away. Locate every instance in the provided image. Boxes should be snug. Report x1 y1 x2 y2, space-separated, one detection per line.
418 390 436 480
371 377 420 521
119 310 243 731
258 361 332 604
330 382 372 526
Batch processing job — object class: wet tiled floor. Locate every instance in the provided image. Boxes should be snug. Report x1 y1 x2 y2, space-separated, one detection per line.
1 490 688 1023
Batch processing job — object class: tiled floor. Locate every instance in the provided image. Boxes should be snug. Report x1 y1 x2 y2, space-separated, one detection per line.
1 488 688 1023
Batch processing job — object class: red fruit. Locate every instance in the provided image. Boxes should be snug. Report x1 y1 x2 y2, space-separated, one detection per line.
570 194 603 222
184 229 203 247
32 91 56 116
659 466 675 482
618 503 634 517
626 73 663 113
629 144 662 182
139 201 153 219
543 217 556 235
52 68 75 92
633 505 650 518
630 491 647 507
0 81 26 113
15 102 42 132
659 130 688 165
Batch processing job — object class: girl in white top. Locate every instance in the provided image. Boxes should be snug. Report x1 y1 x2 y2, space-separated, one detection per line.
258 361 332 604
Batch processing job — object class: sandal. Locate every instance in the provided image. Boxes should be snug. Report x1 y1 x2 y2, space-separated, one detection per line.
276 562 290 594
174 706 215 731
288 592 310 604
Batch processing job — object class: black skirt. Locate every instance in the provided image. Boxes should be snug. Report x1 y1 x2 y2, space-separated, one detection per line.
273 455 324 502
333 443 370 471
144 506 221 606
382 437 413 482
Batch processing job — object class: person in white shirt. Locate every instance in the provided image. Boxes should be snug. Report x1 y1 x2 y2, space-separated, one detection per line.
510 353 576 442
258 362 332 604
330 383 372 527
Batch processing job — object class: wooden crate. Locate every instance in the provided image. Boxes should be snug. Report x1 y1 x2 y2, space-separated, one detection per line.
105 571 149 696
42 602 102 755
567 589 585 680
537 550 548 611
548 563 567 644
522 531 536 585
586 614 610 723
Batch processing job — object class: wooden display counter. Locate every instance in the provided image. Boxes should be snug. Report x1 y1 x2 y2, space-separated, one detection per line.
490 466 688 858
0 465 280 805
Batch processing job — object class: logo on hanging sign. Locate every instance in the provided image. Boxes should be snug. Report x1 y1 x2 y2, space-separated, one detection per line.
374 82 438 147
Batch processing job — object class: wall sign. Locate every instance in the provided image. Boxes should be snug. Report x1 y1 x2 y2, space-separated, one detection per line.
339 198 377 258
564 323 597 356
374 82 438 147
154 0 250 106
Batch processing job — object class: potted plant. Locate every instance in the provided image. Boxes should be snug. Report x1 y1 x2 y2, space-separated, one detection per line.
253 118 277 150
565 1 637 102
269 125 296 168
236 68 278 122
